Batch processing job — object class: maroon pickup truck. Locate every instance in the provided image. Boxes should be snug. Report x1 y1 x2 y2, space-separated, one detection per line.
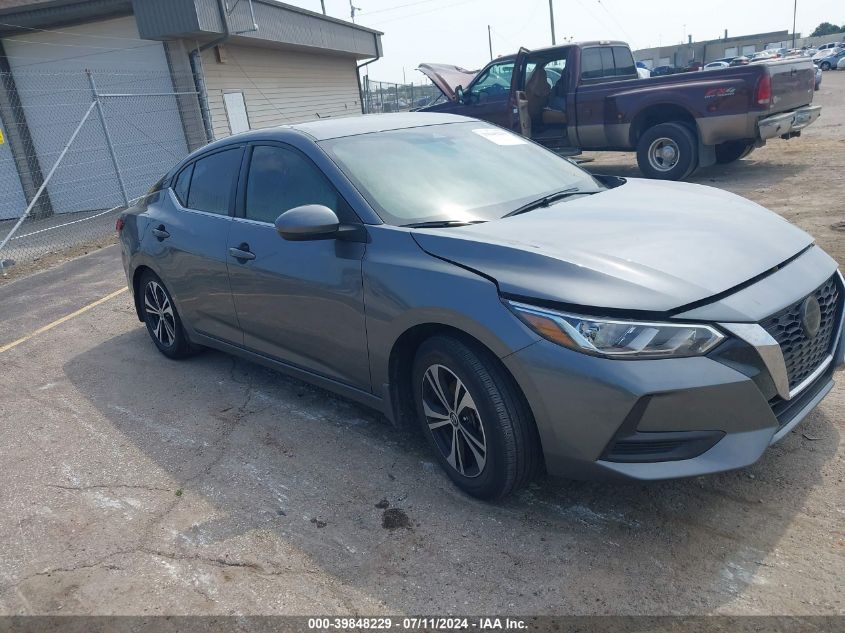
418 41 821 180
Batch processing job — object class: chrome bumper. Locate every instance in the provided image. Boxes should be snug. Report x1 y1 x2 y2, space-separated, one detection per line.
758 105 822 140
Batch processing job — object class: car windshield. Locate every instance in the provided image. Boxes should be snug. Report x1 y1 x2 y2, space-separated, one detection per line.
319 122 602 226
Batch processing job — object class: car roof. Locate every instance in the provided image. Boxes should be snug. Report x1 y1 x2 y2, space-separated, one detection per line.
289 112 471 140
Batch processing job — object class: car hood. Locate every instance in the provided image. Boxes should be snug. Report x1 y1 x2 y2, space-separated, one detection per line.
417 63 479 100
411 178 814 313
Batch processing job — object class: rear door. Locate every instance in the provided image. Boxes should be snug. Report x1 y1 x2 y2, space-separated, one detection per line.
574 45 637 148
145 146 243 344
225 142 370 390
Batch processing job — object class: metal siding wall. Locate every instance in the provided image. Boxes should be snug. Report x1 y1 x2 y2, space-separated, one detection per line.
233 0 378 58
3 15 189 214
133 0 379 59
132 0 200 39
201 44 362 139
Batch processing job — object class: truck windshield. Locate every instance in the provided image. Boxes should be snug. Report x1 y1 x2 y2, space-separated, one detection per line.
320 122 602 227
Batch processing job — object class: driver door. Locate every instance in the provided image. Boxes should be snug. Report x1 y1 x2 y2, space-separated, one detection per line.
461 59 515 128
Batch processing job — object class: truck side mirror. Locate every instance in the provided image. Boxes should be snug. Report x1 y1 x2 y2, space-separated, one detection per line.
455 85 465 104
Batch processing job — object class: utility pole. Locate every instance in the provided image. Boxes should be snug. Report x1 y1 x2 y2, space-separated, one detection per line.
488 24 493 60
320 0 326 15
548 0 556 45
349 0 360 22
792 0 797 48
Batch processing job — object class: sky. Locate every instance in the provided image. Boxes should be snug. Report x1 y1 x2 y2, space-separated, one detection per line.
283 0 842 83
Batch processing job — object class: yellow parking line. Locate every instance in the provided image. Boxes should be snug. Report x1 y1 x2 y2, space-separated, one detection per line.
0 286 128 354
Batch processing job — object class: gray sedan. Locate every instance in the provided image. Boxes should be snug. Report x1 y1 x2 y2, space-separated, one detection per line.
118 113 845 499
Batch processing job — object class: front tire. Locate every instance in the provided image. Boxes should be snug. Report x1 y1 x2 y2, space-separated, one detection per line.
139 271 193 359
412 335 541 500
821 62 831 71
636 122 698 181
715 140 755 164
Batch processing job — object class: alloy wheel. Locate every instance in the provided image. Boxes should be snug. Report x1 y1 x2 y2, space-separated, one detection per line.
144 280 176 348
647 137 681 172
421 364 487 478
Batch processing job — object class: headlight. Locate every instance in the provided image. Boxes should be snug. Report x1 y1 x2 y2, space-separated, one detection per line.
507 301 725 359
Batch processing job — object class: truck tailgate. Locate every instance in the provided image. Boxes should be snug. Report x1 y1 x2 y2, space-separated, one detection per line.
766 59 815 113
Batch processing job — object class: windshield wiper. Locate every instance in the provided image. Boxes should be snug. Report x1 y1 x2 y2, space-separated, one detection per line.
502 187 601 218
402 220 486 228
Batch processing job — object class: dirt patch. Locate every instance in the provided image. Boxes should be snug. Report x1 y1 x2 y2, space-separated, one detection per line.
0 234 117 285
381 508 411 530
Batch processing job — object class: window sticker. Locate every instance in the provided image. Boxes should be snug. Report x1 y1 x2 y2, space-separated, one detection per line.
471 128 527 145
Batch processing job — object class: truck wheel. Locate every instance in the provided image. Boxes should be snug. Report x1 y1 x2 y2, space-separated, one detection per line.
636 122 698 181
715 140 755 164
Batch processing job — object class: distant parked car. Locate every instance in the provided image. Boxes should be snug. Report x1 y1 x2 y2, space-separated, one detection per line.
686 60 703 71
815 42 843 53
813 46 842 61
817 49 845 70
650 65 677 76
729 56 750 66
750 51 777 61
704 61 730 71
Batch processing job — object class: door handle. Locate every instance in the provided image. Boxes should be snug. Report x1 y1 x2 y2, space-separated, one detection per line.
151 225 170 240
229 243 256 261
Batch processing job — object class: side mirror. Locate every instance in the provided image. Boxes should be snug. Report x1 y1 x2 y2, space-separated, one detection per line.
455 85 466 104
275 204 340 241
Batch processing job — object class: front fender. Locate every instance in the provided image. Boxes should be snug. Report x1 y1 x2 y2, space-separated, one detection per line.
362 226 540 394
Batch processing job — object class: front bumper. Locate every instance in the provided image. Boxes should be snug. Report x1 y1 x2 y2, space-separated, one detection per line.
758 105 822 140
502 271 845 482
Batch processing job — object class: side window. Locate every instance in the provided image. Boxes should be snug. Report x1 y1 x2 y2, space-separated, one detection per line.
245 145 347 224
599 48 614 77
612 47 636 76
186 148 242 215
469 61 513 100
580 48 603 80
172 163 193 206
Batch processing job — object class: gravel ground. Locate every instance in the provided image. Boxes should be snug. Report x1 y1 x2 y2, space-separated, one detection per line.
0 73 843 617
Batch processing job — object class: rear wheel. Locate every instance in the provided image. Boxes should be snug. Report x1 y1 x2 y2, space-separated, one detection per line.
412 335 541 500
715 140 755 164
636 122 698 181
139 271 193 359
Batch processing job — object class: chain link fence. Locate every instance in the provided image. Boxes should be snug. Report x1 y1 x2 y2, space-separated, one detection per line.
361 77 444 114
0 69 208 275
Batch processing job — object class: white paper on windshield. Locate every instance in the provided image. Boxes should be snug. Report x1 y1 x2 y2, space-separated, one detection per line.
472 128 527 145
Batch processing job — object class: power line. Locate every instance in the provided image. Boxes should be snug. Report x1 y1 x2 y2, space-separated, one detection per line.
594 0 636 44
0 20 150 43
367 0 482 25
364 0 450 16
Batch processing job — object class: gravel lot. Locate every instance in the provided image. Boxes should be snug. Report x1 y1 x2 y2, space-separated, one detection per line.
0 72 843 617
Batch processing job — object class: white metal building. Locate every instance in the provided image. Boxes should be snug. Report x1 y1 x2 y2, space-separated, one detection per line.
0 0 382 218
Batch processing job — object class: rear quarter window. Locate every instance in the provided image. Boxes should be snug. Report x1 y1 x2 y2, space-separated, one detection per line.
172 163 193 206
581 48 603 79
613 46 637 76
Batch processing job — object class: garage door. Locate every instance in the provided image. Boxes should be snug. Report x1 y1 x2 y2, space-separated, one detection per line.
3 16 189 214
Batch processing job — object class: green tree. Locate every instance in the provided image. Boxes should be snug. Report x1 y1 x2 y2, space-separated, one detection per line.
811 22 844 37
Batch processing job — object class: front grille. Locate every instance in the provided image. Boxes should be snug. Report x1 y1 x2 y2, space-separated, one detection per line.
760 276 840 391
